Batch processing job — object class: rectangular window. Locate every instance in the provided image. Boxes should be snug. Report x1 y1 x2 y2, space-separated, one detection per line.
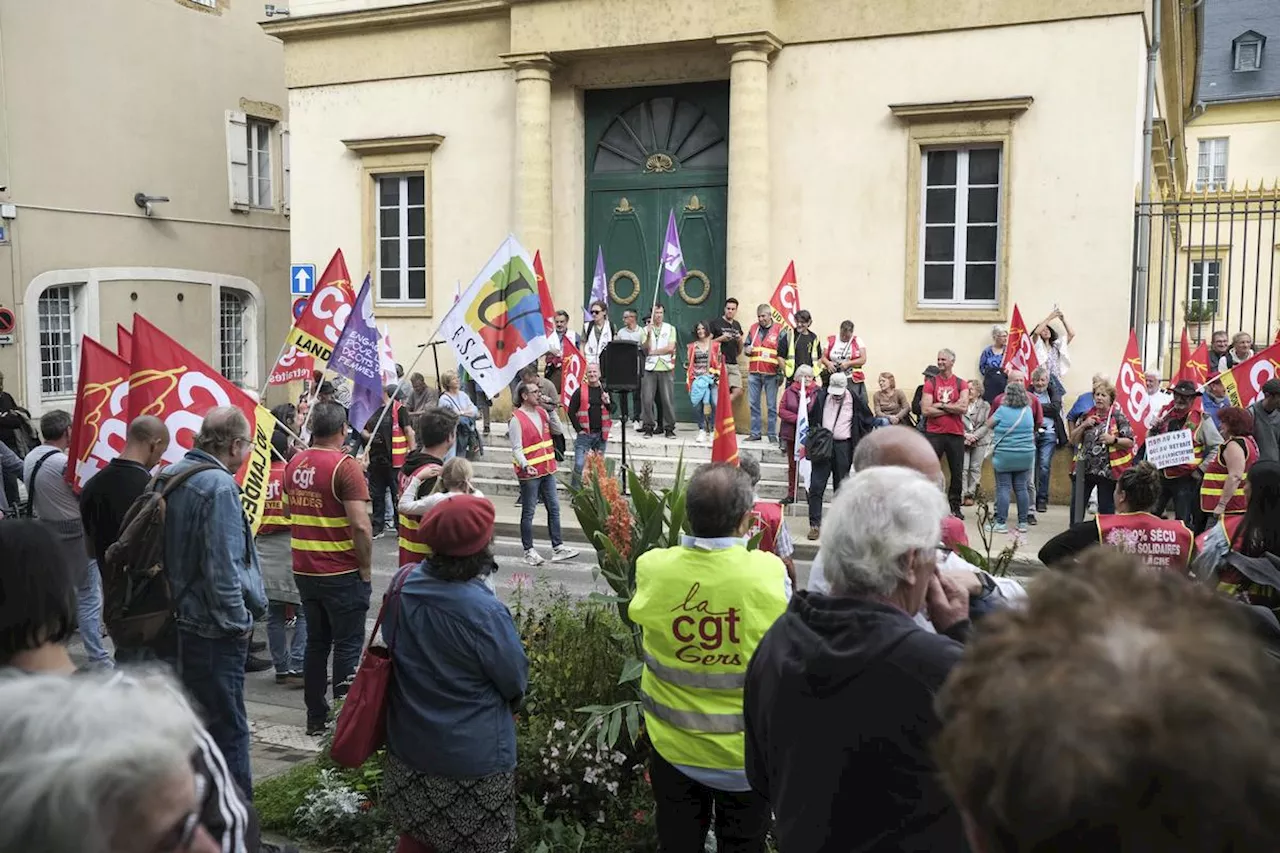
38 285 78 397
919 146 1001 307
247 119 273 209
1195 138 1228 191
376 174 427 303
219 290 247 382
1234 40 1262 72
1189 260 1221 308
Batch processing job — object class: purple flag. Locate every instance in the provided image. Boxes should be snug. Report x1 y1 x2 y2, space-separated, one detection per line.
585 246 607 323
327 273 383 433
660 210 686 296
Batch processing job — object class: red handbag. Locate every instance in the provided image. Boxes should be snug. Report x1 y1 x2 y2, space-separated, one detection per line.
331 565 414 769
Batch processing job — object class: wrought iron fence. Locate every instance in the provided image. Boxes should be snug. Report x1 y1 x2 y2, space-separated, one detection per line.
1131 190 1280 375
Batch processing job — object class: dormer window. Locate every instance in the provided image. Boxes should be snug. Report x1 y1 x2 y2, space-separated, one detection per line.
1233 31 1265 72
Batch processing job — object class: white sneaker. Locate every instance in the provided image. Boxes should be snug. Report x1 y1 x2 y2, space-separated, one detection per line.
696 429 707 444
631 420 642 431
551 544 580 562
523 548 545 566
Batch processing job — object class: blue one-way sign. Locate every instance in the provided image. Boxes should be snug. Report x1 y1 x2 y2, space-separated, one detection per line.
290 263 316 296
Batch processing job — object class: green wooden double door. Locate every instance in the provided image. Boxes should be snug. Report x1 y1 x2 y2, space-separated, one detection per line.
584 82 729 422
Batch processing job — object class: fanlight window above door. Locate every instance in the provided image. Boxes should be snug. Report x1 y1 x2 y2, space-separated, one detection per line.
593 97 728 174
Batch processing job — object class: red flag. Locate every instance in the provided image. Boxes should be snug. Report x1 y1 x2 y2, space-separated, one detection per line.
1219 342 1280 408
267 344 315 386
560 335 585 410
1113 331 1149 450
1001 304 1040 376
117 324 133 362
768 262 800 329
1274 327 1280 346
533 250 556 338
127 315 277 534
711 358 738 466
284 249 356 363
1178 341 1210 386
1179 328 1192 378
65 338 131 492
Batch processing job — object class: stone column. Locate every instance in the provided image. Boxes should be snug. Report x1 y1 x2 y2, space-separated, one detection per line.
501 52 555 279
717 33 781 306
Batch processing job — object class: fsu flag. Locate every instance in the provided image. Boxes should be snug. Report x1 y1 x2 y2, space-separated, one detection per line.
66 337 131 492
768 262 800 328
1177 341 1210 386
441 234 551 399
560 335 585 411
1219 342 1280 408
1113 331 1150 450
127 316 277 535
711 358 739 466
117 324 133 362
284 250 357 363
533 250 556 338
1001 304 1040 376
660 210 686 297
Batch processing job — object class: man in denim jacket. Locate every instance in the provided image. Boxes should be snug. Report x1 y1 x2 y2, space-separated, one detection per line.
161 405 268 797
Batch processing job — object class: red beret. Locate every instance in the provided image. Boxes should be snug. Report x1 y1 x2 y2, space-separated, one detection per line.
419 494 495 557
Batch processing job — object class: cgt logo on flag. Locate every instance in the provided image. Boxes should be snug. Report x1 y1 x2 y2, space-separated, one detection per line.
560 338 585 410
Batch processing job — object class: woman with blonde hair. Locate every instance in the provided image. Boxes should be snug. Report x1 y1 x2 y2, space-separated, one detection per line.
1068 379 1135 515
872 372 910 427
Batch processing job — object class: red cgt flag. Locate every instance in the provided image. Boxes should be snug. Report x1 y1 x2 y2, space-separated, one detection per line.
65 337 131 493
127 315 277 534
711 358 738 466
533 250 556 339
283 249 357 363
117 324 133 362
560 335 585 411
1001 304 1040 376
1179 328 1192 378
768 261 800 329
1178 341 1210 386
1219 342 1280 408
1113 330 1149 450
267 344 315 386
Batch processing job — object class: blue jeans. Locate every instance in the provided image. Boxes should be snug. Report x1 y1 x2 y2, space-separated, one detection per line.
748 373 779 439
1035 431 1057 506
78 560 111 667
572 433 607 489
995 469 1031 526
519 474 563 551
293 572 372 726
175 631 252 796
267 601 307 674
872 416 891 428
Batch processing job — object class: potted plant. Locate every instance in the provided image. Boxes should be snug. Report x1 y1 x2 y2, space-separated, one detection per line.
1184 299 1218 345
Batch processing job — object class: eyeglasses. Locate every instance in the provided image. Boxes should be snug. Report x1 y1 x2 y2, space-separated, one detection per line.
153 773 206 852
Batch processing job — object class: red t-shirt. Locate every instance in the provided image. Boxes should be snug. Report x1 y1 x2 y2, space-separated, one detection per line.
335 454 371 501
925 375 967 435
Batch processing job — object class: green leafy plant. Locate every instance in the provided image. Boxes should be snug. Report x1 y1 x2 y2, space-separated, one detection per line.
1184 299 1218 325
955 486 1020 576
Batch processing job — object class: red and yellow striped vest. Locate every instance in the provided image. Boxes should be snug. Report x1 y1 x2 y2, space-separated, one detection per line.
391 400 408 468
1096 512 1193 573
747 323 781 375
748 501 783 555
396 459 442 567
1195 513 1246 554
258 460 289 535
513 408 557 479
1087 405 1134 477
1155 408 1206 479
573 385 612 441
1200 435 1259 514
285 447 359 576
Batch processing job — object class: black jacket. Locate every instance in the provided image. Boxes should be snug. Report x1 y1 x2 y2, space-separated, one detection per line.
744 592 969 853
807 388 875 443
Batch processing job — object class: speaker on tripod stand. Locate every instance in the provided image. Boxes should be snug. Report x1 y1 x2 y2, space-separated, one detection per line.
600 341 642 491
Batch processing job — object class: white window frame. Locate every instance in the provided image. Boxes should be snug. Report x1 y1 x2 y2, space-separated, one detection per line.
1234 38 1263 72
1195 138 1229 191
247 119 273 210
219 289 248 383
1189 259 1221 308
375 173 427 305
918 145 1002 309
37 284 82 400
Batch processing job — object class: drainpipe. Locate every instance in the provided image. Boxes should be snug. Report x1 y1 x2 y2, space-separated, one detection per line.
1135 0 1161 359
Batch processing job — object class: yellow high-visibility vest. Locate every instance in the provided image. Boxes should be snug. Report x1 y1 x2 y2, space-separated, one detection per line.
629 542 788 770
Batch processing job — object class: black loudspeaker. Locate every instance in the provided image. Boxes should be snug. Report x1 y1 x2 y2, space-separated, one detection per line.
600 340 642 391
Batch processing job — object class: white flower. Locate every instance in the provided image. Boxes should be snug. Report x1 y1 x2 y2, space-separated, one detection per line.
553 719 566 731
550 746 559 758
606 781 619 795
612 751 627 765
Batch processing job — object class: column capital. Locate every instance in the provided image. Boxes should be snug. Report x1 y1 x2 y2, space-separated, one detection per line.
715 31 783 61
499 51 556 79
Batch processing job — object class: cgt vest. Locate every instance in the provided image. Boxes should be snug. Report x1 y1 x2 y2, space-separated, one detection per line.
747 323 782 376
512 408 557 479
258 460 289 535
1154 408 1206 479
396 460 442 567
629 543 788 771
1087 405 1134 477
1201 435 1259 514
826 334 866 384
391 401 409 468
1096 512 1193 574
1195 513 1246 554
747 502 783 554
285 447 360 576
573 386 612 441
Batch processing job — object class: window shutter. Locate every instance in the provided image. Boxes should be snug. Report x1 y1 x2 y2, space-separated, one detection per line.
226 109 250 210
281 122 291 215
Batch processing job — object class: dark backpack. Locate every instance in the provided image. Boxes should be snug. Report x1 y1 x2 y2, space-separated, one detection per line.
102 463 220 648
